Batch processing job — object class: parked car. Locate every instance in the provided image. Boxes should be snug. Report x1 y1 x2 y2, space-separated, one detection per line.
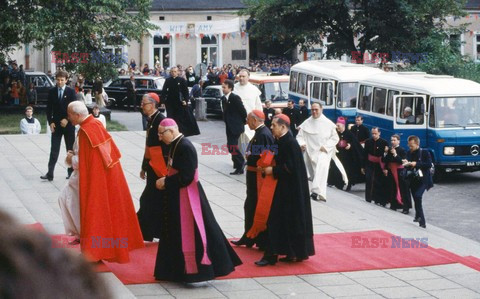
203 85 223 115
249 73 289 109
103 75 165 108
25 71 55 107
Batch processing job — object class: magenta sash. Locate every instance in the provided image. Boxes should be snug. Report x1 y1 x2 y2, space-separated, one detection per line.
388 163 404 204
169 168 211 274
368 154 385 169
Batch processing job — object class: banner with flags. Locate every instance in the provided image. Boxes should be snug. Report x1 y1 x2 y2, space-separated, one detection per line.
149 18 241 37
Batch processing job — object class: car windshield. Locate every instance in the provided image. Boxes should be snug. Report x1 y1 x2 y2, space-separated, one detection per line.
263 82 288 102
203 88 220 97
431 97 480 127
337 82 358 108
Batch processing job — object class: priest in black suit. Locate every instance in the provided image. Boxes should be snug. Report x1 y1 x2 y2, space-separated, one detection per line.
137 93 167 241
231 110 274 249
221 79 247 175
161 66 199 136
154 118 242 282
41 70 76 181
282 100 300 136
253 114 315 266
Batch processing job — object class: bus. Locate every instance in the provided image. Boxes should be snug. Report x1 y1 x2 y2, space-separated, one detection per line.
356 72 480 177
249 73 289 109
288 60 384 123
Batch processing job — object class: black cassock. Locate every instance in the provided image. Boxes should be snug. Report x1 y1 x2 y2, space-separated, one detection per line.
382 146 412 211
267 132 315 259
328 129 364 189
154 136 242 282
137 110 166 241
161 76 200 137
364 137 389 205
243 125 275 247
350 124 370 144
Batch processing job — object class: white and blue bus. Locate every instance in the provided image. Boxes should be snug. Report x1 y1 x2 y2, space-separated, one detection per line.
288 60 384 123
356 72 480 177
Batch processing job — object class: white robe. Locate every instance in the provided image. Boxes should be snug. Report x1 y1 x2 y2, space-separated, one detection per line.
20 117 41 134
297 114 347 200
233 82 262 153
58 137 81 237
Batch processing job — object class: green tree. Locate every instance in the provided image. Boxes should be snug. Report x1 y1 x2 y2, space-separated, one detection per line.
1 0 156 81
241 0 466 61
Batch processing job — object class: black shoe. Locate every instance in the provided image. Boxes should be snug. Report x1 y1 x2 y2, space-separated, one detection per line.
229 170 244 175
230 238 254 248
345 183 352 191
254 255 277 266
66 175 71 179
413 217 420 223
40 174 53 181
402 210 409 214
279 256 295 263
419 224 426 228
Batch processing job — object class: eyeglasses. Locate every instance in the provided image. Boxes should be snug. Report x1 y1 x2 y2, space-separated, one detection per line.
141 101 152 106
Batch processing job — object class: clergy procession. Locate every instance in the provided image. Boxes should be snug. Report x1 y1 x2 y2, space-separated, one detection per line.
47 63 436 285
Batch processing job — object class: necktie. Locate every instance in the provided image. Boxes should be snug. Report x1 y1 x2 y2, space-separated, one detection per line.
58 88 63 101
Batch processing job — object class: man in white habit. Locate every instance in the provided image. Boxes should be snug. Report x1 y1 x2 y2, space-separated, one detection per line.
233 69 262 156
57 102 86 244
297 101 347 202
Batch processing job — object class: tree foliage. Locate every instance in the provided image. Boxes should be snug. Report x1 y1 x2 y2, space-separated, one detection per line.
241 0 466 60
0 0 156 80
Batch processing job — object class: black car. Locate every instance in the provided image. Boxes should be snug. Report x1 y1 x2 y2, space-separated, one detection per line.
103 75 165 108
25 71 55 107
203 85 223 115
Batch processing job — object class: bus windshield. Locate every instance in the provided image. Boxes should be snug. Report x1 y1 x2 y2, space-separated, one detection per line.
263 82 289 102
431 97 480 127
337 82 358 108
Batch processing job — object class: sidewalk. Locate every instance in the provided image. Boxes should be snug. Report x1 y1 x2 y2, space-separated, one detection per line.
0 131 479 299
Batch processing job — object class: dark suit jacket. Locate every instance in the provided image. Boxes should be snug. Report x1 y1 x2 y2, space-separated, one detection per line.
46 86 76 126
406 148 434 190
125 80 136 97
222 93 247 136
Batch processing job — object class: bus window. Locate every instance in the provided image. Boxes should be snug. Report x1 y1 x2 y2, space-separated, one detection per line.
312 76 321 100
289 71 298 93
372 87 387 114
337 82 357 108
358 85 373 111
297 73 307 95
433 97 480 127
386 90 400 116
306 75 313 95
396 96 424 125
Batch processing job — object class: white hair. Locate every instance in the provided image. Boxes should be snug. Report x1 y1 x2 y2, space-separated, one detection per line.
68 101 88 116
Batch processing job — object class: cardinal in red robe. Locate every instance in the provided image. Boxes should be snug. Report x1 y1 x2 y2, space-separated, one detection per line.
67 101 144 263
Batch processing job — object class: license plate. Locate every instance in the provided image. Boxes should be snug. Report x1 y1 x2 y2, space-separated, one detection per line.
466 161 480 166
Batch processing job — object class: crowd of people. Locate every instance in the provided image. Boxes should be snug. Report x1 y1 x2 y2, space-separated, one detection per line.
2 60 435 294
0 61 33 106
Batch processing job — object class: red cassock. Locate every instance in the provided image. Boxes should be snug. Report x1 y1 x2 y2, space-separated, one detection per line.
78 115 144 263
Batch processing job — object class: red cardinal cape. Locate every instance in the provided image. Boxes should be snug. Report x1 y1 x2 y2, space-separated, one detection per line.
246 150 278 238
78 115 144 263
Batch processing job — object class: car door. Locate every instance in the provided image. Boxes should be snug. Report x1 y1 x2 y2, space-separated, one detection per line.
28 74 54 106
104 79 126 103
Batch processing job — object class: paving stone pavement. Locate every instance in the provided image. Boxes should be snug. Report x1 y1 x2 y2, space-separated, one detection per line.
0 130 479 299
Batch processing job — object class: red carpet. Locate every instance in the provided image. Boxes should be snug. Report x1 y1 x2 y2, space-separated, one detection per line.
25 224 479 284
102 230 476 285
